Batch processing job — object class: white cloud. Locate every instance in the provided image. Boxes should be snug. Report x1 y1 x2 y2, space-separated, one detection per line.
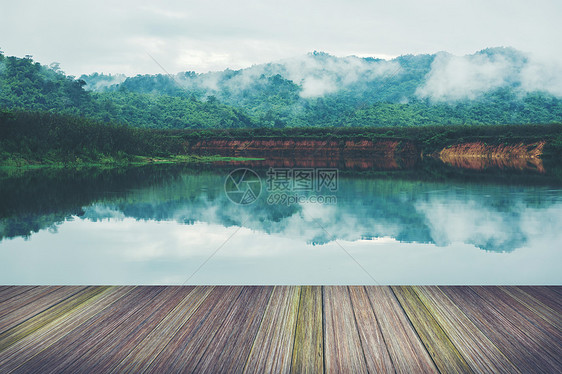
278 54 399 98
300 77 337 98
178 53 400 98
416 51 516 101
417 49 562 101
520 57 562 97
415 199 515 249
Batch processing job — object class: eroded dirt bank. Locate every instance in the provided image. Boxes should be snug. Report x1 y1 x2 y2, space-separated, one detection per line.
189 138 417 155
188 138 420 170
438 141 545 172
186 137 548 172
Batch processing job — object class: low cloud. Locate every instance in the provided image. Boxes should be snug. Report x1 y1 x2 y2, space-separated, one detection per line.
173 52 400 99
417 48 562 101
82 48 562 102
280 53 399 98
519 57 562 97
81 73 126 91
300 77 338 98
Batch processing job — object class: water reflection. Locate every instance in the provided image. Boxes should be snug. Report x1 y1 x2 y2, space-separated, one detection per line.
215 154 417 170
0 165 561 284
439 153 545 173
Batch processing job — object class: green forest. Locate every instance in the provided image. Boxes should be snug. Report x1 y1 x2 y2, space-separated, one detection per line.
1 50 562 130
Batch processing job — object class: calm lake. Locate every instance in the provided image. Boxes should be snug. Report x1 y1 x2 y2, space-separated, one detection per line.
1 162 561 285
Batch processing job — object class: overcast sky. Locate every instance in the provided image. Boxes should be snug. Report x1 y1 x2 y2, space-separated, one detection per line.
1 0 560 76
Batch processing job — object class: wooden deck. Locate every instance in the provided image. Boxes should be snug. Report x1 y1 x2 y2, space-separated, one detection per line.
0 286 560 373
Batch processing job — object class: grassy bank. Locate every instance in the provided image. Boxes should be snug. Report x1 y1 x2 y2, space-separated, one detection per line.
0 111 263 169
0 154 263 171
2 110 561 169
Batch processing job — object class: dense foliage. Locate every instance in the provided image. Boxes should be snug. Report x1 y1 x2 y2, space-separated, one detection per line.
1 51 561 129
0 110 184 165
2 110 561 166
0 54 255 129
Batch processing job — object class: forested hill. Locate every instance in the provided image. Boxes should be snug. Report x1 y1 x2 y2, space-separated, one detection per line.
1 48 562 129
0 53 254 129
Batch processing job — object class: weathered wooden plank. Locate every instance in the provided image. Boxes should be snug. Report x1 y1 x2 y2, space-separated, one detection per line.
475 286 561 338
469 287 562 365
392 286 472 373
145 286 245 373
498 286 562 335
440 286 562 373
0 287 48 317
65 286 195 373
0 285 558 373
323 286 368 373
549 286 562 296
415 286 520 374
194 286 273 373
0 286 105 354
244 286 300 374
0 287 48 316
348 286 394 373
364 286 438 373
0 286 36 305
516 286 562 315
291 286 324 374
111 286 214 373
0 287 13 300
12 286 164 374
0 287 132 373
0 286 75 328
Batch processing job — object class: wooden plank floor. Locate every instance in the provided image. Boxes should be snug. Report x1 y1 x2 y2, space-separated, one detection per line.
0 286 560 373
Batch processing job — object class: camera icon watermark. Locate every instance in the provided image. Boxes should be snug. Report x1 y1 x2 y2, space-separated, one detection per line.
224 168 262 205
224 167 338 205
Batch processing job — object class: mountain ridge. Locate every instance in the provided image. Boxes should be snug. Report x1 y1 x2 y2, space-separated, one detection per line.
81 47 556 103
1 48 561 129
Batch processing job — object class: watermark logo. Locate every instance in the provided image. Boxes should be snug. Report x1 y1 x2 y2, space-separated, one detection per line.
266 193 337 205
224 168 262 205
224 167 338 205
266 168 338 192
